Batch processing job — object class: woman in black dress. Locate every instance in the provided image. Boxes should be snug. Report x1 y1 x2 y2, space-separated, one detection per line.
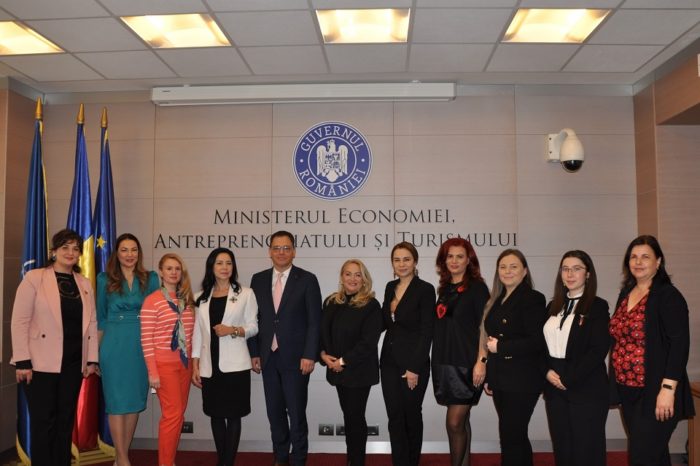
320 259 383 466
609 235 694 466
483 249 547 466
432 238 489 466
380 241 436 466
192 248 259 466
542 250 609 466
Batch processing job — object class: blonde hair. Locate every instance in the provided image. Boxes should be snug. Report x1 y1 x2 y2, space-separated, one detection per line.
329 259 375 308
158 253 195 308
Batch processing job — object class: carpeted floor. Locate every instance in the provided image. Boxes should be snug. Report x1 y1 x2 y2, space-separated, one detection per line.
86 450 631 466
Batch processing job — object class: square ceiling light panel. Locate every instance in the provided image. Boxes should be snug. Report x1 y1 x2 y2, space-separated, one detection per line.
0 21 63 55
317 9 410 44
121 14 230 48
503 9 610 43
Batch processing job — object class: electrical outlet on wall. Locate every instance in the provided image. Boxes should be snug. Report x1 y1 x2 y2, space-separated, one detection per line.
335 424 345 436
318 424 334 436
181 421 194 433
367 425 379 436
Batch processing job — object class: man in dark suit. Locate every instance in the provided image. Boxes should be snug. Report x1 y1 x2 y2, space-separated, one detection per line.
248 231 322 466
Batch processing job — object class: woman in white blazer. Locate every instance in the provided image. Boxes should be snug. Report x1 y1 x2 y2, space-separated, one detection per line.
192 248 258 466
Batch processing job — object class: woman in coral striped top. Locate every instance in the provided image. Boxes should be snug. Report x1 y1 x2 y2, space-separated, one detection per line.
140 253 196 466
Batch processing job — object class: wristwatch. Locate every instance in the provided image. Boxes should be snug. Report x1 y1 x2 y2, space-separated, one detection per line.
231 327 239 338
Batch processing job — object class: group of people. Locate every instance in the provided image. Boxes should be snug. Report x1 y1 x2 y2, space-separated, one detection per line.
10 228 693 466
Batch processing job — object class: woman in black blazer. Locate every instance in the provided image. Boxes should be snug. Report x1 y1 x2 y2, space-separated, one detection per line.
609 235 695 466
380 241 436 466
320 259 383 466
542 250 610 466
483 249 547 466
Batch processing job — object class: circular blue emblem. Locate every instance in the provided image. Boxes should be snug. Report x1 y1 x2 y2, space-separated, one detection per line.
293 121 372 200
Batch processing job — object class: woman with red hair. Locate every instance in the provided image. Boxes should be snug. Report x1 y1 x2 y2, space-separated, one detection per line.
432 238 489 466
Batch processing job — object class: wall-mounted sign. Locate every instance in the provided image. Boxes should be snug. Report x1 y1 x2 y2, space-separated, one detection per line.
293 121 371 200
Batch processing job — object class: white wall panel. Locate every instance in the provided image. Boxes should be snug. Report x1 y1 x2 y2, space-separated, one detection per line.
38 89 655 454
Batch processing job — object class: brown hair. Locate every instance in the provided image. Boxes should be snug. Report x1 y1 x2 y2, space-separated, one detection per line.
48 229 83 273
105 233 149 294
548 250 597 317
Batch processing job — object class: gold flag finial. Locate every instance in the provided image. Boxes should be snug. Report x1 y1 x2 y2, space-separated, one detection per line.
35 98 43 120
77 103 84 124
101 107 108 128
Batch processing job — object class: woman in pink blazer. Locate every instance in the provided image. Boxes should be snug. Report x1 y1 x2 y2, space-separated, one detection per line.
11 229 99 466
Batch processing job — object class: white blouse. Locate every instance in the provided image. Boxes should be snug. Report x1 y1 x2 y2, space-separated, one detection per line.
543 294 581 358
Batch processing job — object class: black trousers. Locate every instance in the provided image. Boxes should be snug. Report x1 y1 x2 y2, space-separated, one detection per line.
261 350 310 466
492 389 539 466
336 385 372 466
23 362 83 466
620 387 679 466
544 388 608 466
380 361 429 466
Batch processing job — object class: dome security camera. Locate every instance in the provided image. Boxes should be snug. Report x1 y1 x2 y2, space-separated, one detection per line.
547 128 584 173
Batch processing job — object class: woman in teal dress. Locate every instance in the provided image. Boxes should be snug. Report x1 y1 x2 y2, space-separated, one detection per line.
97 233 159 466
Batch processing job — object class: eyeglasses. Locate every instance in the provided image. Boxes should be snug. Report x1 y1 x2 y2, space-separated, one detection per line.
271 246 293 252
561 266 586 274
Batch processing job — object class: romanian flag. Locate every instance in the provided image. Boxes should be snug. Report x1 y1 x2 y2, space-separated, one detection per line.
93 108 116 452
67 104 99 454
16 99 49 465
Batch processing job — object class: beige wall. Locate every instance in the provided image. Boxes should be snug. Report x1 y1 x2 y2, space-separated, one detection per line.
0 89 40 451
31 85 645 452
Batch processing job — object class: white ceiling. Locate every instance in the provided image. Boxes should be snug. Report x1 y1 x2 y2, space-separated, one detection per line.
1 0 700 94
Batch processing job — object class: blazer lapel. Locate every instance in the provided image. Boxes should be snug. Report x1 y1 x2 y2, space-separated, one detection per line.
73 273 93 335
221 287 238 324
277 266 298 314
499 282 526 314
565 311 583 359
200 298 212 335
42 267 63 326
394 276 418 320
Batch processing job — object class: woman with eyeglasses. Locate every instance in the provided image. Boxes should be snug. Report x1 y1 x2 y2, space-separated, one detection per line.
482 249 546 466
609 235 694 466
542 250 609 466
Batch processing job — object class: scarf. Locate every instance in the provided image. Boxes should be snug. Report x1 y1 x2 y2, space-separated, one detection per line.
161 287 188 367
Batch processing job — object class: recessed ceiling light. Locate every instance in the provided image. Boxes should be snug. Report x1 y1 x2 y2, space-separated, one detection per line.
503 9 610 43
121 14 230 48
316 9 410 44
0 22 63 55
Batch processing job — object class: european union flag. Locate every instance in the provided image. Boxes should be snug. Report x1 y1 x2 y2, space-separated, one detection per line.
93 108 116 452
17 98 49 464
93 107 116 275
